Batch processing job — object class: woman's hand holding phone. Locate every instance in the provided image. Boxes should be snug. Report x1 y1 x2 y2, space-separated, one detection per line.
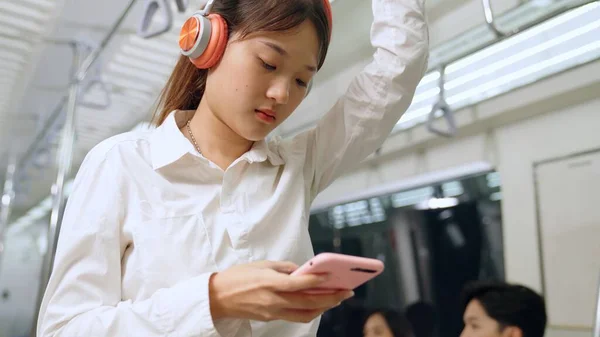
208 260 354 323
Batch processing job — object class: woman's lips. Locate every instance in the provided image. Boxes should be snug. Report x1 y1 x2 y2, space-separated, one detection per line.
255 109 276 123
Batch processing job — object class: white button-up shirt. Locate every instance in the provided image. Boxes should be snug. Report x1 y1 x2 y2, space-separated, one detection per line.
37 0 428 336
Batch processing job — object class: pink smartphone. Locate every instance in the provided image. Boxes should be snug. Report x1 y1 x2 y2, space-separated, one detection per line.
291 253 385 294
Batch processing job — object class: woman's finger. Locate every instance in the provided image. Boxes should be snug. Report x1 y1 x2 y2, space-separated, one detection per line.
270 273 329 292
278 290 354 310
256 260 299 274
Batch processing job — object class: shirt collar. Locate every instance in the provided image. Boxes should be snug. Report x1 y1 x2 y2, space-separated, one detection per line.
149 110 284 170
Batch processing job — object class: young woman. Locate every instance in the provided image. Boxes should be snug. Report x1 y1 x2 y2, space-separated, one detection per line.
37 0 428 336
363 309 413 337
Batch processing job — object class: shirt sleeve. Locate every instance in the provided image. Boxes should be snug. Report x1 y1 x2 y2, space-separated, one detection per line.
300 0 429 199
36 145 223 337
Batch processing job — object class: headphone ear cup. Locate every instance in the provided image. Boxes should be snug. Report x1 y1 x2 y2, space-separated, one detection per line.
189 14 228 69
179 14 211 58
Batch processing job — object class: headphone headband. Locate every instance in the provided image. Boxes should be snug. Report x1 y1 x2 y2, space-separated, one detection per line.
179 0 333 74
200 0 215 16
197 0 332 36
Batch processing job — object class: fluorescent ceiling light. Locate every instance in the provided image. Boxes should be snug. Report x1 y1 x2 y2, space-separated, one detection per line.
414 197 459 210
447 41 600 107
446 3 595 75
120 45 176 67
107 62 168 84
395 2 600 131
0 13 44 33
20 0 55 10
0 1 48 21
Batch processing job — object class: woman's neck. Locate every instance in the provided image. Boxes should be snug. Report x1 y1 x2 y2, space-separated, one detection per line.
183 99 253 170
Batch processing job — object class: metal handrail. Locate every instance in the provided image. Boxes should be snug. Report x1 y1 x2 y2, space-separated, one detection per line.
594 270 600 337
0 155 17 272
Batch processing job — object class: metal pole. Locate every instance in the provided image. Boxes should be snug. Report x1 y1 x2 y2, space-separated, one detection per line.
594 270 600 337
43 44 81 289
29 45 81 337
0 154 17 271
30 2 139 335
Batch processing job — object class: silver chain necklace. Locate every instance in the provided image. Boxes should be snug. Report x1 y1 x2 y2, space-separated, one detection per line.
186 120 202 155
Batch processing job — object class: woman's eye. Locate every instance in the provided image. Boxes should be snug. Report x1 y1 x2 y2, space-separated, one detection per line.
296 79 308 87
262 60 276 71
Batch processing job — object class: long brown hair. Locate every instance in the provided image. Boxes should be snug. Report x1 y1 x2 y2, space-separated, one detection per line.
152 0 331 125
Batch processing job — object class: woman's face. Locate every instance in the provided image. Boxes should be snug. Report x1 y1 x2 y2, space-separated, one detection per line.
204 19 320 141
363 313 395 337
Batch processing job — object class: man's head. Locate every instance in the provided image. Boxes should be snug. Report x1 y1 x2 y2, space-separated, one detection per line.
460 281 547 337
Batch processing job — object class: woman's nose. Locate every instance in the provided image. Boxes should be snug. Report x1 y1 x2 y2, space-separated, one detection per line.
266 79 290 105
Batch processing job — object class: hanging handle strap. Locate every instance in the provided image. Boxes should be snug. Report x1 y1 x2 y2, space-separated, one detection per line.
174 0 188 12
138 0 173 39
427 100 456 138
79 76 112 110
481 0 507 38
426 66 457 138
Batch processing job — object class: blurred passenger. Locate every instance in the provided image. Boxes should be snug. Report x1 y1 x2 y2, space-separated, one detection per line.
460 281 547 337
405 301 437 337
363 308 412 337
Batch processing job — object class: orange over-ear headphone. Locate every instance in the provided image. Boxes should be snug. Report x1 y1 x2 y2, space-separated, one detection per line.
178 0 333 70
